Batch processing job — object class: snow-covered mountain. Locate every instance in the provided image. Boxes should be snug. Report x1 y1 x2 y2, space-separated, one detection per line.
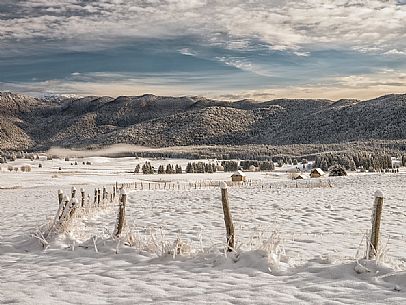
0 92 405 151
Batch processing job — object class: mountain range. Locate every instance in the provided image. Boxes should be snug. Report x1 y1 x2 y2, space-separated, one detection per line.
1 92 405 151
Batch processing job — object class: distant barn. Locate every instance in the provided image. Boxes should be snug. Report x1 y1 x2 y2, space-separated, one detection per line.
231 170 246 182
310 168 325 178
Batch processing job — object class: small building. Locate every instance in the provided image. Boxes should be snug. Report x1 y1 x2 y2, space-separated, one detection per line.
231 170 246 182
248 165 257 172
310 168 325 178
292 173 306 180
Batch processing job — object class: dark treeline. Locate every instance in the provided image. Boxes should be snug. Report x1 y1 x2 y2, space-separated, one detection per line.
135 161 217 174
186 162 217 173
238 160 275 171
134 160 277 174
135 162 183 174
0 151 39 163
313 152 396 171
2 147 406 174
127 141 406 161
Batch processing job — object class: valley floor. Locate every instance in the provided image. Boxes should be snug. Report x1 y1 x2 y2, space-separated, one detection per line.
1 157 406 304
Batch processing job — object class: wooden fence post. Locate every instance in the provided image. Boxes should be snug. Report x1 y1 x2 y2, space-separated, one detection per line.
58 189 64 206
114 188 127 238
69 198 79 218
59 195 70 220
71 187 77 198
97 188 101 206
220 182 235 252
80 188 85 207
55 192 66 222
369 190 384 259
102 187 107 204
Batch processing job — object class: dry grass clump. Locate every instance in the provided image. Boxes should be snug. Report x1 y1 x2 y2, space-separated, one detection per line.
20 164 32 172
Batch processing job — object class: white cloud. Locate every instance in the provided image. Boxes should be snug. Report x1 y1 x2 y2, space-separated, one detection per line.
384 49 406 55
215 56 274 77
0 0 405 55
333 69 406 88
178 48 197 56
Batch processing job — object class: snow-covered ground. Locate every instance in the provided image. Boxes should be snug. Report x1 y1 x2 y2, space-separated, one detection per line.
1 156 406 304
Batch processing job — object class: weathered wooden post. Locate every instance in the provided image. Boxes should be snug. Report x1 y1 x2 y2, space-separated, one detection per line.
369 190 384 259
97 188 101 206
94 189 97 204
55 192 67 222
58 189 64 206
220 182 235 252
71 187 77 198
102 186 107 201
69 198 79 218
113 186 116 200
80 188 85 207
114 188 127 238
59 195 70 220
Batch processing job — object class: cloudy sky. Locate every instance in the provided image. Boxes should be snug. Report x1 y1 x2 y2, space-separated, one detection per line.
0 0 405 100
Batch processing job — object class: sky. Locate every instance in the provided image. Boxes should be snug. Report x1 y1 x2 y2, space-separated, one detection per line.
0 0 405 101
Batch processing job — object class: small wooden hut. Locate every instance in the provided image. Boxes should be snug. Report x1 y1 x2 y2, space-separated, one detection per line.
292 173 306 180
231 170 246 182
310 168 325 178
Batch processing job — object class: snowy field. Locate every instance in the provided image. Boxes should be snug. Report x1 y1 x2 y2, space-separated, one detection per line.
1 156 406 305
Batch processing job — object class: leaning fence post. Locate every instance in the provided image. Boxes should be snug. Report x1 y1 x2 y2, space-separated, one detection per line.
369 190 384 259
114 188 127 238
59 195 70 221
54 192 66 223
220 182 235 252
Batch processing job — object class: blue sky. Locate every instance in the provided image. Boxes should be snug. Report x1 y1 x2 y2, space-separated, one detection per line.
0 0 405 100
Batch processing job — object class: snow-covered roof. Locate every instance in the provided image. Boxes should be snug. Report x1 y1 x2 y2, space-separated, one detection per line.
231 170 246 177
311 168 325 175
